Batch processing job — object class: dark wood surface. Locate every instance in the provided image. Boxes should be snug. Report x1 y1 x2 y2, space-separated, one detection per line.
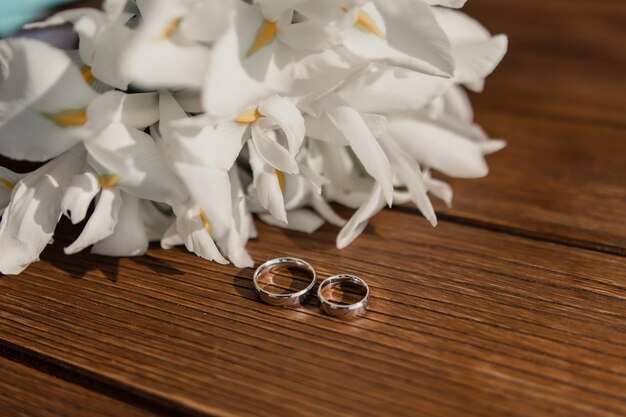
436 111 626 254
2 213 626 417
0 356 153 417
1 1 625 417
442 0 626 254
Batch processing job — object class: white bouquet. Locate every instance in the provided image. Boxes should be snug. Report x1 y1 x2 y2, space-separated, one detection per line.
0 0 507 274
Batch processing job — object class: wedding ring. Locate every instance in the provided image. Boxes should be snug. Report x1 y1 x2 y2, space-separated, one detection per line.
317 275 370 318
253 257 316 306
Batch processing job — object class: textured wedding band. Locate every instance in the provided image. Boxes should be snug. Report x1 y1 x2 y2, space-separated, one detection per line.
318 275 370 318
253 257 316 306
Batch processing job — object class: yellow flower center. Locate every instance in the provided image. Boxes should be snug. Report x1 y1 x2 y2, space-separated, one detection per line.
199 209 213 235
343 7 385 39
0 178 15 191
81 65 95 85
246 20 277 57
157 18 182 41
234 107 262 124
41 109 88 128
98 174 121 189
275 169 286 194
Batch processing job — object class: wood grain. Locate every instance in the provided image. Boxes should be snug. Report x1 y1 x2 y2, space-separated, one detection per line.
465 0 626 127
435 111 626 254
1 211 625 417
0 1 624 416
0 356 153 417
413 0 626 253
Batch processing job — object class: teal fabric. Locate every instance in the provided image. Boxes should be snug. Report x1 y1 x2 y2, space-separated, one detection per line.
0 0 75 36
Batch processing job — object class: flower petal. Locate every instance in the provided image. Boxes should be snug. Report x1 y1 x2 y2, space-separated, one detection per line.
442 86 473 123
87 91 159 131
433 7 490 48
423 0 467 8
87 19 133 90
303 113 350 146
0 166 23 214
161 221 184 249
64 187 123 255
315 140 372 208
423 169 453 207
259 208 324 233
251 122 299 174
171 162 233 238
342 1 453 77
248 141 287 223
171 200 229 264
179 0 233 44
0 38 97 161
387 116 489 178
324 101 394 204
160 91 247 171
453 34 508 91
61 171 101 224
336 183 385 249
277 20 344 50
85 122 186 205
92 192 149 256
139 200 173 242
120 0 213 89
310 194 346 227
376 130 437 226
259 0 307 21
0 146 84 274
220 167 255 268
202 1 351 118
338 64 451 114
373 0 453 75
258 95 305 155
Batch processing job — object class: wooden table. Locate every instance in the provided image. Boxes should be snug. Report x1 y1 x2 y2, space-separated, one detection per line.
1 1 625 416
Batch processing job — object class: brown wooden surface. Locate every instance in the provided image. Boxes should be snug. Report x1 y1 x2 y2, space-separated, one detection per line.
441 0 626 254
0 356 153 417
436 111 626 254
465 0 626 127
1 1 625 416
1 214 626 417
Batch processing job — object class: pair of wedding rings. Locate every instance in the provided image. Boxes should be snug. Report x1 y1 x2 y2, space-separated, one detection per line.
253 257 369 319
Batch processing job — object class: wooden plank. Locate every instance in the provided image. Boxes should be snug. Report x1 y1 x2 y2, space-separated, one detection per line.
466 0 626 66
422 0 626 252
0 356 154 417
465 0 626 127
1 212 625 417
435 111 626 254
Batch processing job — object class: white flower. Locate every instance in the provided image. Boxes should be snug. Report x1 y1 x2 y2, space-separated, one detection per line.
156 91 253 267
0 38 97 161
162 198 229 265
202 1 353 118
433 7 507 92
90 192 151 257
252 160 346 234
0 0 508 274
120 0 232 89
304 94 395 205
337 183 385 249
0 146 85 274
59 90 186 255
26 0 134 90
0 167 23 214
336 0 454 76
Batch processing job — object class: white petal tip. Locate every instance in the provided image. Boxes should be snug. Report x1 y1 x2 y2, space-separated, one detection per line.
63 246 79 255
231 255 254 269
